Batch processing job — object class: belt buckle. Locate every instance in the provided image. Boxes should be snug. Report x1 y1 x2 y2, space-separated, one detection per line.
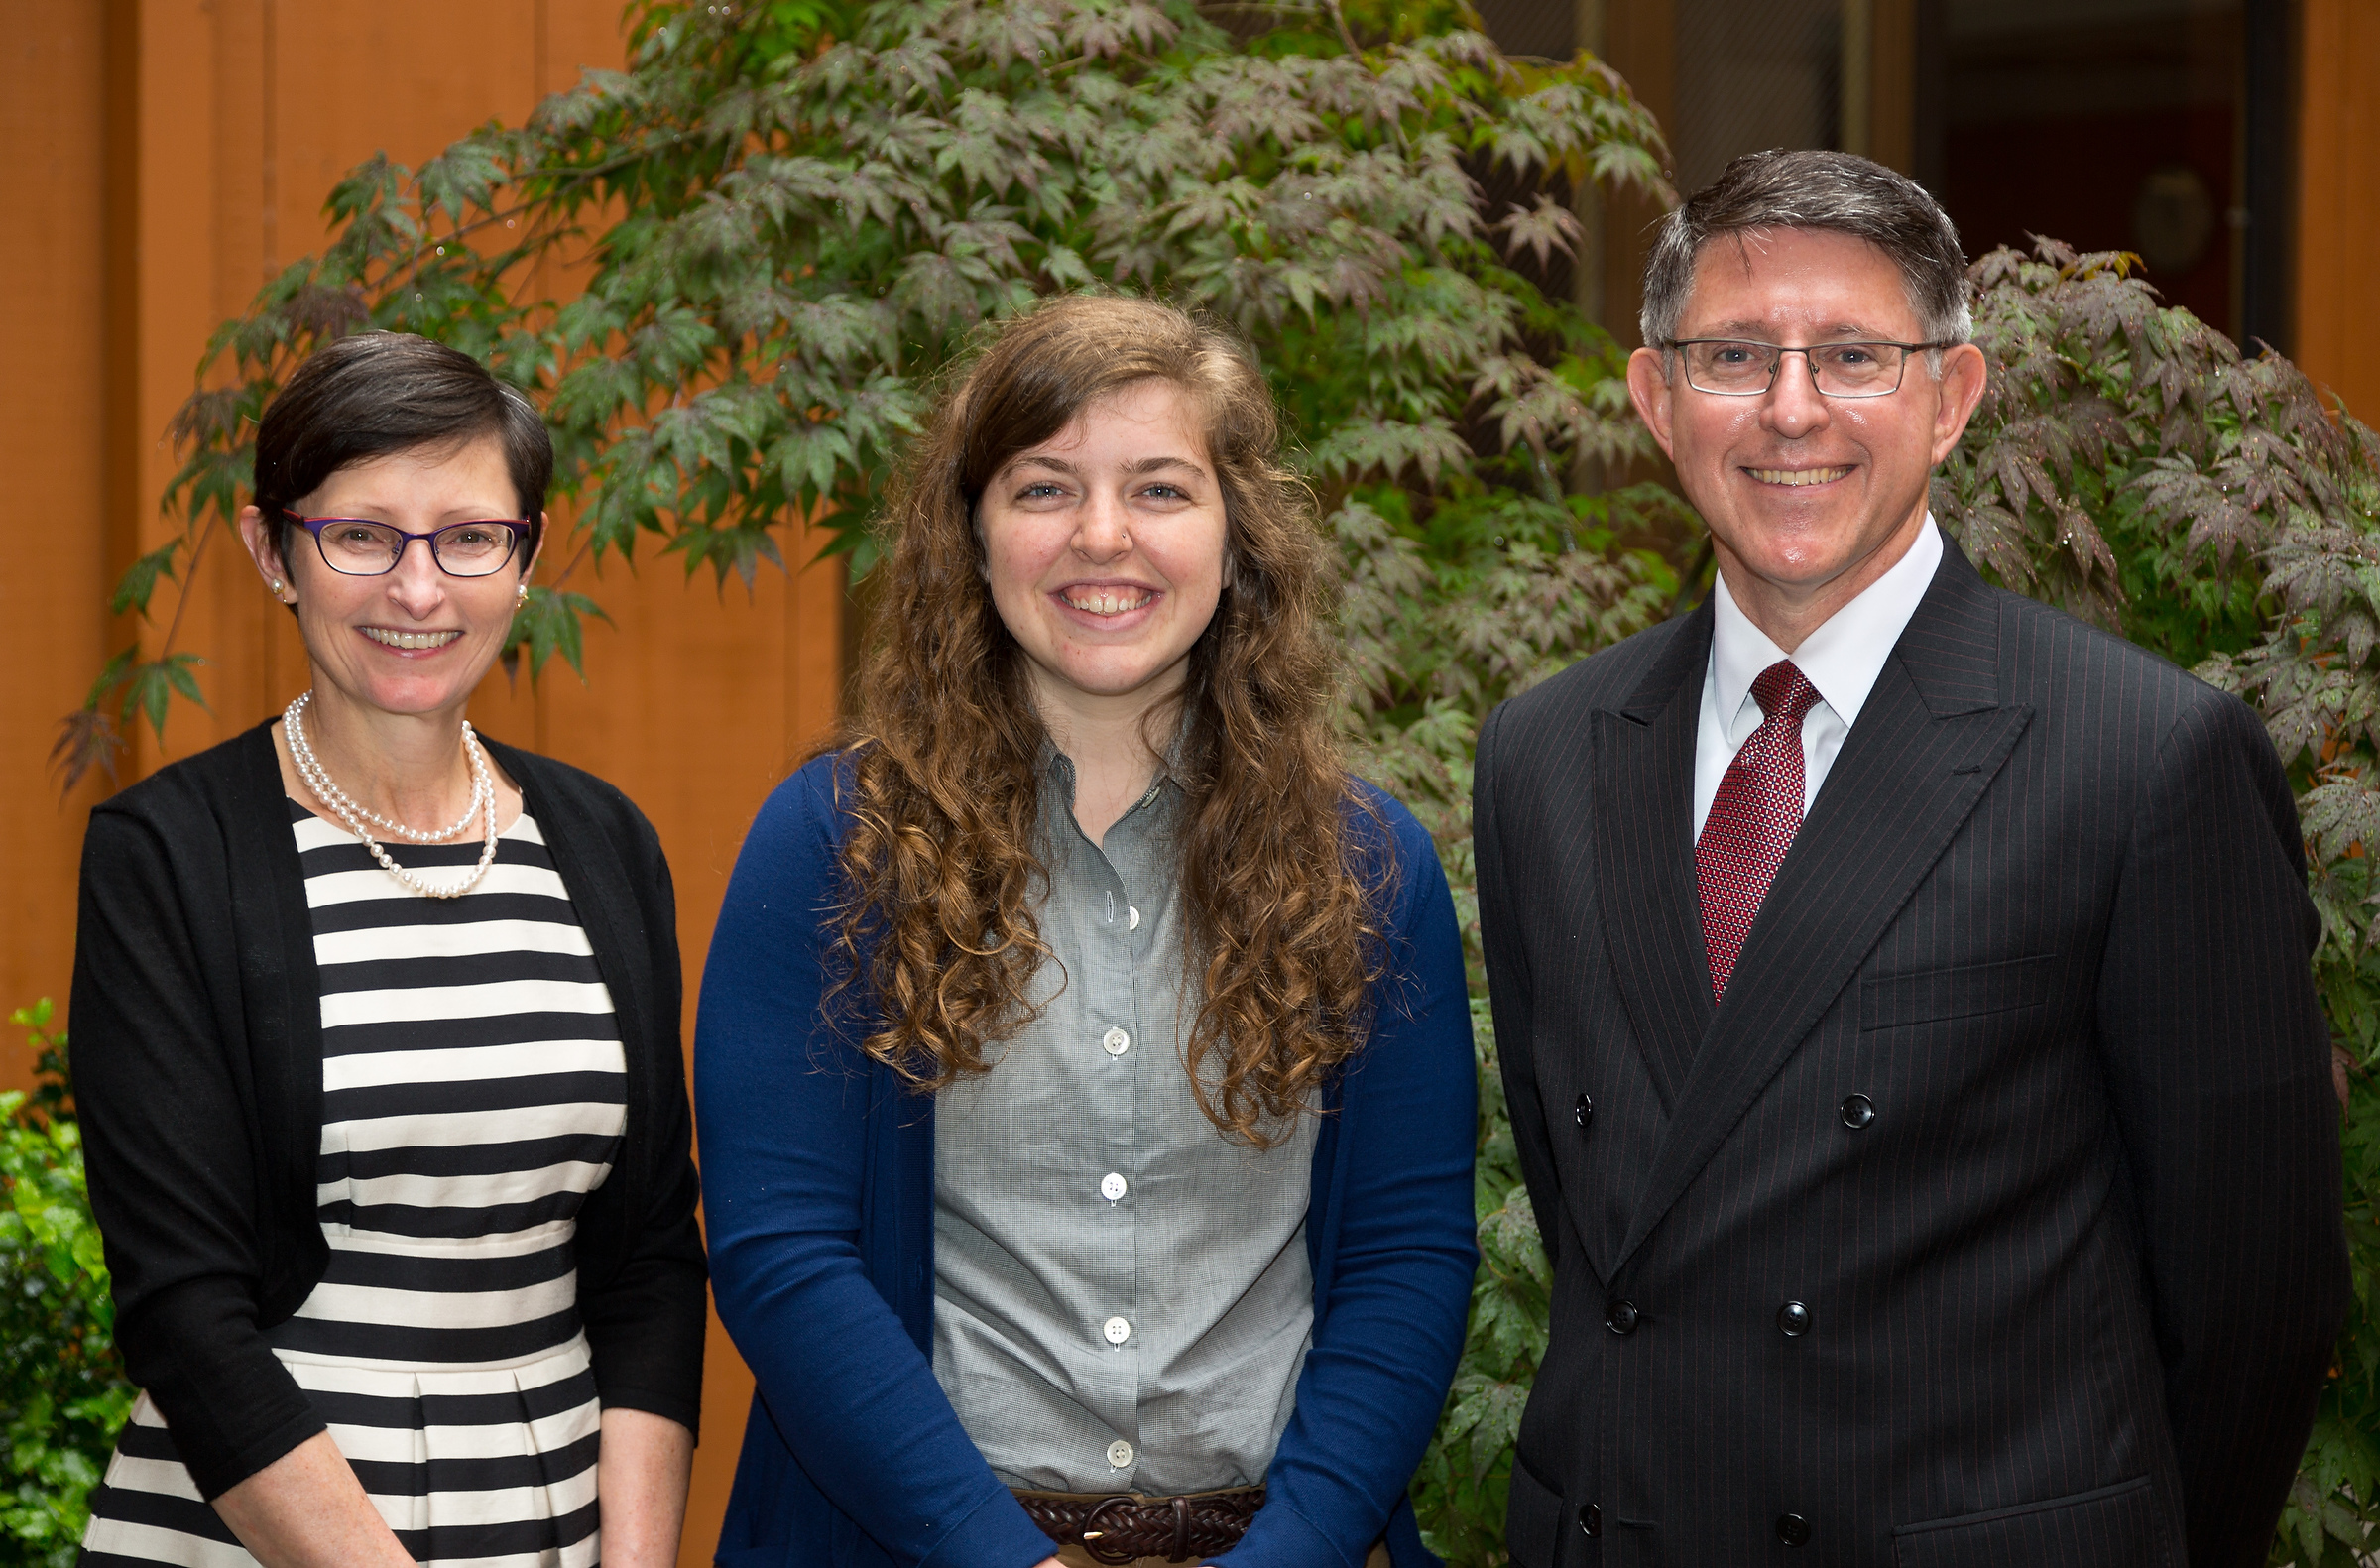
1079 1495 1142 1566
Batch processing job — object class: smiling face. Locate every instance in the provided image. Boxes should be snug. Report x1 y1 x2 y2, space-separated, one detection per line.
1626 225 1986 645
239 432 536 724
978 377 1231 730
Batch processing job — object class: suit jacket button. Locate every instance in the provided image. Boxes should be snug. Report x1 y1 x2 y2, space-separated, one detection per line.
1606 1297 1640 1335
1776 1512 1810 1547
1575 1092 1595 1131
1777 1300 1812 1337
1840 1093 1875 1130
1579 1503 1602 1537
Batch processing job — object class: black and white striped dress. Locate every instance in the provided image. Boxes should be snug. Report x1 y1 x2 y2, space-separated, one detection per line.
81 801 628 1568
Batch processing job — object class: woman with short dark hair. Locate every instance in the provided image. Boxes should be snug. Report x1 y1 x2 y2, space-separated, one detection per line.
696 295 1478 1568
72 331 706 1568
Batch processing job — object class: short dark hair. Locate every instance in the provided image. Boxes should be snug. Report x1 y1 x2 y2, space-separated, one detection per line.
254 331 553 567
1639 149 1972 353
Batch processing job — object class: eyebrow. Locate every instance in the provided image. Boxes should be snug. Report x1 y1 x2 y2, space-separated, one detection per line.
1694 320 1900 341
1127 455 1207 479
1009 454 1211 481
312 501 523 521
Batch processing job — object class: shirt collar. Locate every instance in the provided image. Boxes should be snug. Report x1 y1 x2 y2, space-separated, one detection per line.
1038 734 1182 824
1709 514 1944 738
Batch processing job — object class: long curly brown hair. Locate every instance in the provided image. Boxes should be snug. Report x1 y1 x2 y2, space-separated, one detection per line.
827 294 1388 1146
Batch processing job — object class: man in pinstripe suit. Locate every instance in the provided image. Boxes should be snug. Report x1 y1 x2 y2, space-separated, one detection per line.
1473 148 2347 1567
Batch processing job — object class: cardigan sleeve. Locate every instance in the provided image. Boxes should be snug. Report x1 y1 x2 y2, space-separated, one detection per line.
695 758 1058 1568
70 804 326 1500
1225 794 1479 1568
572 795 709 1436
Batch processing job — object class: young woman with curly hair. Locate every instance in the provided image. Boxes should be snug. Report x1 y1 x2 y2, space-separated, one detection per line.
694 295 1478 1568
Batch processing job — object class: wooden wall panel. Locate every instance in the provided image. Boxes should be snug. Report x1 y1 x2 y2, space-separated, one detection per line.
2297 0 2380 421
1 0 838 1556
1867 0 1916 176
1597 0 1675 351
0 2 115 1068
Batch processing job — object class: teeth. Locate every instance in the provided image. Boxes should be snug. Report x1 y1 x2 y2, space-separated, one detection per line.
1064 589 1152 616
1750 466 1852 487
363 628 463 651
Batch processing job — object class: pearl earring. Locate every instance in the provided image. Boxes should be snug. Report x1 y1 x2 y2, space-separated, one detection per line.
269 578 284 596
516 583 531 607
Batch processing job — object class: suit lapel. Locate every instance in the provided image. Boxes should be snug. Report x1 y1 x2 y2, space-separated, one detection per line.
1593 604 1717 1113
1609 545 2033 1275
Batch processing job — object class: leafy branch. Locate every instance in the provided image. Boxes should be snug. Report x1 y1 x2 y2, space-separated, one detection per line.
66 0 1673 800
52 524 215 793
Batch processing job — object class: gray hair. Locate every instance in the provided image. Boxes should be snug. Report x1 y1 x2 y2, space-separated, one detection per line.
1639 149 1972 354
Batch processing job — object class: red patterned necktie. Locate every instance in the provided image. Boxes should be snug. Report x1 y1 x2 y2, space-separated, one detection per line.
1698 659 1823 998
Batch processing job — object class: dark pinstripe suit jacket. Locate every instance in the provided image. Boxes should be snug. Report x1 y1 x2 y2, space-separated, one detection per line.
1473 541 2348 1567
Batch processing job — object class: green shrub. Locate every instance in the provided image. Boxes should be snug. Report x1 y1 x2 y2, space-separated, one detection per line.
0 1002 130 1567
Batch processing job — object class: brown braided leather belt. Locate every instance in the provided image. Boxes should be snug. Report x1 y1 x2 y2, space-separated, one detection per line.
1013 1487 1264 1564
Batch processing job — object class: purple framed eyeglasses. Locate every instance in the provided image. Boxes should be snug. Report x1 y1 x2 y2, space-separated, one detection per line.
288 515 531 578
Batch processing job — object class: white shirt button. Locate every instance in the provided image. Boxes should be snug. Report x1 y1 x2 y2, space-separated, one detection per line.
1100 1172 1128 1202
1127 905 1141 931
1107 1438 1134 1469
1102 1315 1132 1345
1102 1026 1130 1056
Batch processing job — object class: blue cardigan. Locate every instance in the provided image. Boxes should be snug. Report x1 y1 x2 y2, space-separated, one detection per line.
695 754 1478 1568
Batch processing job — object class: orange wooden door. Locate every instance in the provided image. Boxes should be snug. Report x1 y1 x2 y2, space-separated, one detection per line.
2297 0 2380 422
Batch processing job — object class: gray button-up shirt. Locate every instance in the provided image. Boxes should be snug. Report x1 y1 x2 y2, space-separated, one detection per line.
930 750 1319 1494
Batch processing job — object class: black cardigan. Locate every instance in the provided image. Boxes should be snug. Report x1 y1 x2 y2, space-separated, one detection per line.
70 720 706 1500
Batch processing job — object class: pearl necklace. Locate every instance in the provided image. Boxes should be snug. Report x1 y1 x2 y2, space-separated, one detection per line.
284 692 500 900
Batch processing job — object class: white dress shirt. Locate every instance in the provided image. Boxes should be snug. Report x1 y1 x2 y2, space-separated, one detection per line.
1692 516 1945 841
